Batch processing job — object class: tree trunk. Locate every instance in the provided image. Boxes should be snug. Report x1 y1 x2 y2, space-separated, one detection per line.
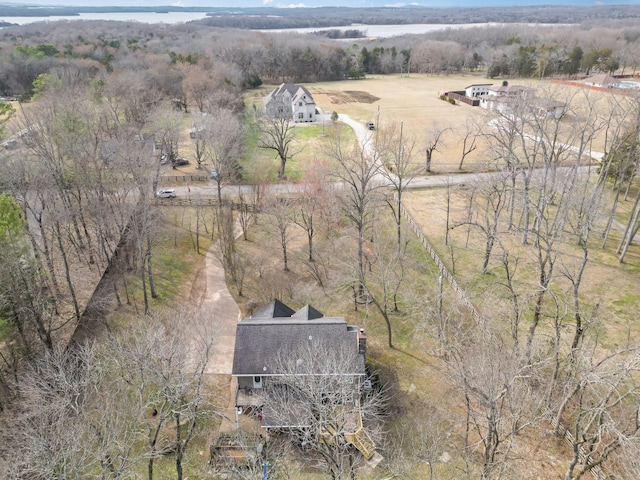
146 232 157 299
618 188 640 263
482 237 494 274
55 221 81 322
175 413 183 480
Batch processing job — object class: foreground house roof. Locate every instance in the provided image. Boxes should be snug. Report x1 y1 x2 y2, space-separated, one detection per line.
232 301 364 377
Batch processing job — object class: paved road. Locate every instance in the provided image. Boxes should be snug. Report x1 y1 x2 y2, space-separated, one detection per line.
168 114 604 199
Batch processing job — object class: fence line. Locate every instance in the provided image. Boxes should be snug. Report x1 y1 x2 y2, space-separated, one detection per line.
400 199 606 480
160 174 209 182
155 197 256 211
541 409 606 480
398 201 483 326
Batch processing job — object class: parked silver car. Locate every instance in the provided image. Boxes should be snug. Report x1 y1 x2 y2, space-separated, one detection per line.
156 188 176 198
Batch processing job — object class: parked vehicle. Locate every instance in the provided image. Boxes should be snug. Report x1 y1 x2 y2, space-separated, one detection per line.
156 188 176 198
210 168 219 180
172 157 189 167
366 122 375 130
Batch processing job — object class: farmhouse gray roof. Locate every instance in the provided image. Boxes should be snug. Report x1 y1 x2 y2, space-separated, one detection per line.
232 301 364 376
488 83 531 94
268 83 313 100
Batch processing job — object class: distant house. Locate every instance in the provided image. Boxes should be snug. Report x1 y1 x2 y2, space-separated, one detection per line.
263 83 318 123
479 81 530 114
450 80 564 119
486 81 533 98
465 83 492 98
532 98 566 120
231 299 375 459
582 74 620 89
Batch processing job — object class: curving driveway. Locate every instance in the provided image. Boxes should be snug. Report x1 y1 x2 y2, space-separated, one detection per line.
202 238 242 375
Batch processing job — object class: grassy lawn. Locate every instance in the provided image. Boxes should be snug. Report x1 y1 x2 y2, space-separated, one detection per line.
403 183 640 352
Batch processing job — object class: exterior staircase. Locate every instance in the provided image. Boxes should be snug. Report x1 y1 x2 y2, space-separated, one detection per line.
320 407 376 460
346 427 376 460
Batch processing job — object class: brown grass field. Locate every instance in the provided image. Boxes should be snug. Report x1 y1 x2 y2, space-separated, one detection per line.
249 74 629 177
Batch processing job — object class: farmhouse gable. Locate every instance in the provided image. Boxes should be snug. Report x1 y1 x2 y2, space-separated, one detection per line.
465 83 492 98
263 83 318 123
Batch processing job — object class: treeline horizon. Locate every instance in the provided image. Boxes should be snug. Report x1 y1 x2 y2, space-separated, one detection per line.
0 15 638 100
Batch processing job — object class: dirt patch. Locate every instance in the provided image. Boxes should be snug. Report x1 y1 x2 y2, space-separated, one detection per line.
315 89 380 105
329 90 380 104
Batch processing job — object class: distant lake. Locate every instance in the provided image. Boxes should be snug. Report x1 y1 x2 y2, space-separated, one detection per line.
0 11 210 26
260 22 572 38
0 14 572 37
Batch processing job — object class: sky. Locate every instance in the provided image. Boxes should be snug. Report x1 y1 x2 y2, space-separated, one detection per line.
4 0 640 7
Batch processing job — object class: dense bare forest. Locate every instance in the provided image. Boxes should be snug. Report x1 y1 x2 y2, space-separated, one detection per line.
0 10 639 479
0 14 639 98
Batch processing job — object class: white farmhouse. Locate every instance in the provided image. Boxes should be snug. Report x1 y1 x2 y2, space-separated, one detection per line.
263 83 318 123
480 80 533 114
465 83 492 98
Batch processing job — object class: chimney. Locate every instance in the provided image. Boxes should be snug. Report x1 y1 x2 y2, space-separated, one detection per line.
358 328 367 354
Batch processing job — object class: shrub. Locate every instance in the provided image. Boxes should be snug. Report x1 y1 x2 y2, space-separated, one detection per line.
449 97 456 105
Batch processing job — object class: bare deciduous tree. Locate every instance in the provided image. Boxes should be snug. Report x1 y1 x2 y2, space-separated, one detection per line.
424 125 449 173
459 119 481 170
256 100 302 179
263 194 296 272
446 332 544 480
192 108 244 203
326 124 383 302
553 347 640 480
260 339 384 480
108 309 215 480
377 121 419 249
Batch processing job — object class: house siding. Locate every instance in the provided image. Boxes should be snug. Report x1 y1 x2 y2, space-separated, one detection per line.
264 83 317 123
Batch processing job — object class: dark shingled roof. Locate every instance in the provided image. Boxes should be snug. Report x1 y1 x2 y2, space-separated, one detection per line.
291 304 324 320
232 301 363 377
252 299 295 319
271 83 312 98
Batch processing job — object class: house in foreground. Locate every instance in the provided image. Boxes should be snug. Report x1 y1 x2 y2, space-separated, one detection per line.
231 299 375 459
263 83 318 123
